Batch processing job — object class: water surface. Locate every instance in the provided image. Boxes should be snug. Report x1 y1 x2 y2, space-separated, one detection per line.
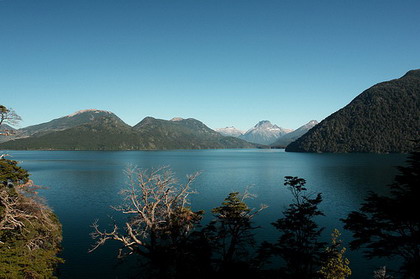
6 149 407 278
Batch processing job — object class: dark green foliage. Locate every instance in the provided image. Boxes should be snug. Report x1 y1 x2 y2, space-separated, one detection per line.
0 158 63 279
0 212 63 279
0 158 29 187
261 176 326 279
286 69 420 153
0 116 256 150
205 192 262 271
342 149 420 278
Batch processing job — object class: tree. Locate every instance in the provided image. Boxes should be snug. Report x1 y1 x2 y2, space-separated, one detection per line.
0 157 63 278
373 266 394 279
261 176 326 279
0 106 62 278
342 150 420 278
318 229 351 279
205 191 266 273
0 105 21 135
90 167 204 277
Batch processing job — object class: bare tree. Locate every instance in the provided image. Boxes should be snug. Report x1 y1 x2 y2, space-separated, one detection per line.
90 166 202 261
0 105 21 135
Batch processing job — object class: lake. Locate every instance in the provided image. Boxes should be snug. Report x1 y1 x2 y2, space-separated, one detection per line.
6 149 407 278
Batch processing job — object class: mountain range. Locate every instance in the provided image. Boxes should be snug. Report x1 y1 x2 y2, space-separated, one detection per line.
2 69 418 153
238 121 292 145
286 69 420 153
216 120 317 146
0 111 256 150
271 120 318 148
215 127 244 138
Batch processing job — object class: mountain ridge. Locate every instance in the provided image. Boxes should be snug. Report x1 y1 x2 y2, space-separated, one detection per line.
271 120 318 148
239 120 292 145
286 69 420 153
0 111 256 150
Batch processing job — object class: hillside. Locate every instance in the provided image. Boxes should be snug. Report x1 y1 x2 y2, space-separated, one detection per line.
133 117 255 149
271 120 318 148
0 113 255 150
286 70 420 153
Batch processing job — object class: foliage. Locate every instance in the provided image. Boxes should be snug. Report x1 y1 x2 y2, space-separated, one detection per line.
318 229 351 279
0 157 63 279
0 158 29 188
342 150 420 278
205 191 266 272
286 69 420 153
260 176 326 279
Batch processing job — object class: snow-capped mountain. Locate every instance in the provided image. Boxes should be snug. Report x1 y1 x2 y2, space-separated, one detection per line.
271 120 318 147
215 126 244 137
239 120 292 145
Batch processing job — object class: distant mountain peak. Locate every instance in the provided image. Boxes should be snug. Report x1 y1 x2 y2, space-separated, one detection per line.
239 120 292 145
66 109 112 118
254 120 272 127
215 126 244 137
170 117 184 121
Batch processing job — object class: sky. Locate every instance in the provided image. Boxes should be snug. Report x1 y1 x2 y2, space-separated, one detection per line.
1 0 419 131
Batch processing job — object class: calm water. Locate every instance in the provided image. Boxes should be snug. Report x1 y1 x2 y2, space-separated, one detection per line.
5 149 407 278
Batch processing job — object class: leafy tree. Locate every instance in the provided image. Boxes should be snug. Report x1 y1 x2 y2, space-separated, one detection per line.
318 229 351 279
342 150 420 278
0 157 29 189
205 191 266 273
261 176 326 279
0 106 63 278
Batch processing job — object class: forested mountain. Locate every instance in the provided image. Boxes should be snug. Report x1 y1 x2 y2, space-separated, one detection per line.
0 113 255 150
133 117 254 149
286 70 420 153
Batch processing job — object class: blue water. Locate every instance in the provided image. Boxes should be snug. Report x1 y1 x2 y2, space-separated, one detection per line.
5 149 407 278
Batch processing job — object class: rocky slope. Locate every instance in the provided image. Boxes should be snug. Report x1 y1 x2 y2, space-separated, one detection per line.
239 120 292 145
215 127 244 137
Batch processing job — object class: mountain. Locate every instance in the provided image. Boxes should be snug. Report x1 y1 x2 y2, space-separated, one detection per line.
0 114 138 150
20 109 119 137
215 127 244 137
133 117 255 149
239 120 292 145
271 120 318 148
0 112 256 150
0 124 16 135
286 70 420 153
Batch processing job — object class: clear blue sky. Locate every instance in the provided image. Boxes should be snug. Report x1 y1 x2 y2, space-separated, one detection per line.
1 0 419 130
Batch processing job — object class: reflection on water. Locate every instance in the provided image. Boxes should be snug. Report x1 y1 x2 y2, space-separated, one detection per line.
6 149 407 278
